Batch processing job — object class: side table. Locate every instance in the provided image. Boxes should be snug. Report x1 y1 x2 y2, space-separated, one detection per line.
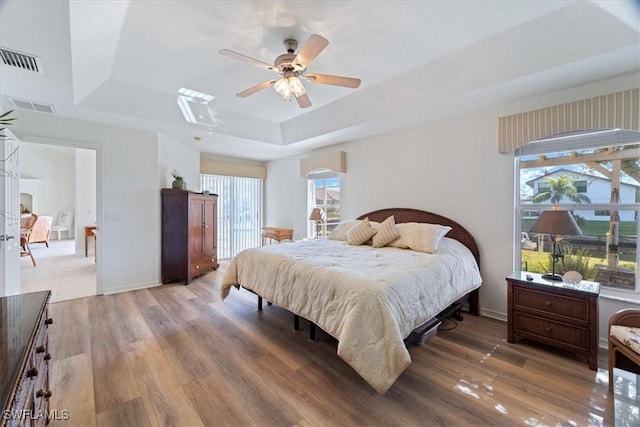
506 271 600 370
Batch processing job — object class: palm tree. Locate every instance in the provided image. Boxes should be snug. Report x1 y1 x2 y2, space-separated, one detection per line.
532 176 591 204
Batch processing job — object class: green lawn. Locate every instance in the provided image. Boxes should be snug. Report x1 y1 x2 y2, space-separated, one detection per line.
521 249 637 281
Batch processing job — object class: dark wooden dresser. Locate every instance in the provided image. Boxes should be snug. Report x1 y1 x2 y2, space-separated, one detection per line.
507 271 600 370
161 189 218 284
1 290 53 426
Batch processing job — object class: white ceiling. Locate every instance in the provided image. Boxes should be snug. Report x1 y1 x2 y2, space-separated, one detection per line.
1 1 638 161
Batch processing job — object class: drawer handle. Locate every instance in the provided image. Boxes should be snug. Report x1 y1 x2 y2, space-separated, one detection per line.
544 326 552 333
36 345 45 353
27 368 38 378
544 301 552 308
45 318 54 325
44 353 52 361
196 265 199 269
36 390 52 399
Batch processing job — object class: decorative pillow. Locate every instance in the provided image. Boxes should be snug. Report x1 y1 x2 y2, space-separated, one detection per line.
328 220 360 241
372 215 401 248
346 218 377 246
610 325 640 356
387 222 452 253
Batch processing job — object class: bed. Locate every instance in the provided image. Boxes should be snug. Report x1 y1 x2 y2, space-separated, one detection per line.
221 208 482 394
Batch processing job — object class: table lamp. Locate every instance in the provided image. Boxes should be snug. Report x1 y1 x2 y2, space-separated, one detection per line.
309 207 326 239
529 208 582 281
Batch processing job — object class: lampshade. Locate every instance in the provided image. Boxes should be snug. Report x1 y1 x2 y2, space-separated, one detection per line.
309 207 326 222
530 210 582 236
274 76 306 101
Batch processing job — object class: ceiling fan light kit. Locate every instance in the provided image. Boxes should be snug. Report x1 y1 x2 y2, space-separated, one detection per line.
274 76 306 101
219 34 361 108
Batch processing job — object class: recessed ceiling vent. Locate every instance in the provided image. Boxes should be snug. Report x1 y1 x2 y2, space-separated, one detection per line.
0 47 42 73
7 97 55 114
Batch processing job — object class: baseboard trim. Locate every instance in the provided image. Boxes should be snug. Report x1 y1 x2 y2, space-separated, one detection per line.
480 308 506 322
101 281 160 296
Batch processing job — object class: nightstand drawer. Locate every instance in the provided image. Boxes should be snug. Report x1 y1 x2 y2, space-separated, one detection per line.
513 287 589 321
514 312 589 351
507 272 599 370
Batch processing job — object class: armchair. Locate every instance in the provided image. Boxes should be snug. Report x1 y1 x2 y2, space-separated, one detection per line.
19 214 38 266
609 309 640 391
29 215 52 246
51 211 73 240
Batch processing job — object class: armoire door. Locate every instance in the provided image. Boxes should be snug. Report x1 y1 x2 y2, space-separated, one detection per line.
189 197 205 258
203 198 216 254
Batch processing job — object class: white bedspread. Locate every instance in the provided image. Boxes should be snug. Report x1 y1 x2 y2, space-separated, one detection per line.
221 238 482 394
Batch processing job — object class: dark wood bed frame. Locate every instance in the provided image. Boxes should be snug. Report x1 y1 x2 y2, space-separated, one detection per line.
249 207 482 345
358 207 481 318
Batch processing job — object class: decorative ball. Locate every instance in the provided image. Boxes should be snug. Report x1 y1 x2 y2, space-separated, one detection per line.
563 271 582 284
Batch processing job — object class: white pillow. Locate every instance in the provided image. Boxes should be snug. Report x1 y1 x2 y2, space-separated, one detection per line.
328 220 360 241
372 215 401 248
387 222 452 253
346 218 377 245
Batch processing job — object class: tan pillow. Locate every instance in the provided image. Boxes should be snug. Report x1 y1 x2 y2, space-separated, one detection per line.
388 222 451 253
328 220 360 241
346 217 377 245
372 215 401 248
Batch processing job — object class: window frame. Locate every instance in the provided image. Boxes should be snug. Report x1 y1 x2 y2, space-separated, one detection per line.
307 175 341 239
514 136 640 295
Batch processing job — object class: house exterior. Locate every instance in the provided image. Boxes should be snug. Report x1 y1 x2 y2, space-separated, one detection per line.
524 168 639 221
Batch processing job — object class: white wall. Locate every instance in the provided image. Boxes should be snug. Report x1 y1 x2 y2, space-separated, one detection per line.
158 134 201 192
266 73 640 345
11 111 163 295
19 143 75 221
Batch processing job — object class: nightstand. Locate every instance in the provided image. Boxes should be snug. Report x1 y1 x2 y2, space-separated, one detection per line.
506 271 600 370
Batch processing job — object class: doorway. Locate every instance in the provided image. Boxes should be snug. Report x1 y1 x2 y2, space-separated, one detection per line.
19 142 97 302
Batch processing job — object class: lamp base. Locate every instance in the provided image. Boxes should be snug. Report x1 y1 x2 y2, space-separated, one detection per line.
541 273 563 281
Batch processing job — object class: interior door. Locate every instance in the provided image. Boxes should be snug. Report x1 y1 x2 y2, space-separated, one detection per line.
0 130 21 296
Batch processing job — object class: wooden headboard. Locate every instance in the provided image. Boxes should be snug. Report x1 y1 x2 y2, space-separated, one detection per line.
357 208 480 266
358 208 481 316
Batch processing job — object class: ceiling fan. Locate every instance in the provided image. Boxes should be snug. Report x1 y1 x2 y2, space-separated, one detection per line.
219 34 361 108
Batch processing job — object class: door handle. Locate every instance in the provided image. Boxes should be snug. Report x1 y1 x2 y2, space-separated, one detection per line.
0 235 15 241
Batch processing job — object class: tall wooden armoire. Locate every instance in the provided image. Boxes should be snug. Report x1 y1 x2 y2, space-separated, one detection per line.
161 189 218 284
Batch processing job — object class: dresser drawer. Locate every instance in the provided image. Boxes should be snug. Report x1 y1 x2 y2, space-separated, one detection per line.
513 286 589 322
190 255 217 278
514 312 589 351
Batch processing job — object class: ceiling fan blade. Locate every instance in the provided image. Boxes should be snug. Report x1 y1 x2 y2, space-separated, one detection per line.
219 49 275 72
296 92 311 108
236 80 277 97
293 34 329 69
304 73 361 88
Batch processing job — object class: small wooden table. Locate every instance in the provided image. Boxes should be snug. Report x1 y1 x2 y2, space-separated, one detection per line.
84 225 97 257
261 227 293 244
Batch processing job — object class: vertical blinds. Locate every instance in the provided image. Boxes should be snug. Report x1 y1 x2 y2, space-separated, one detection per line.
498 88 639 153
201 174 263 259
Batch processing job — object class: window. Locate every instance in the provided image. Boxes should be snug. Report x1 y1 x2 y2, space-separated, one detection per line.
516 137 639 292
201 174 263 259
574 180 588 193
308 176 340 238
537 182 550 195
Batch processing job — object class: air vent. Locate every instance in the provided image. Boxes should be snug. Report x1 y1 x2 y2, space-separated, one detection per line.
0 47 42 73
7 98 55 114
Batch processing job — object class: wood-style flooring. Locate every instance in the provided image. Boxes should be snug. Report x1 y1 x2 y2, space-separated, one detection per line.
48 263 614 426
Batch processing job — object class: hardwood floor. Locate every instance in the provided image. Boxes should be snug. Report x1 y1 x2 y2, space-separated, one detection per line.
48 263 614 426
